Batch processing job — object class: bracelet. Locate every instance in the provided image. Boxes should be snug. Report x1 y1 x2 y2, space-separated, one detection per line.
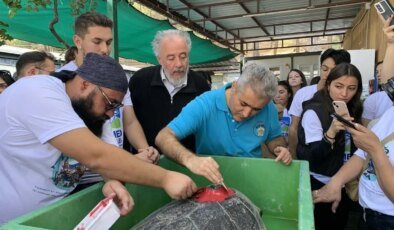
323 135 334 150
325 132 335 140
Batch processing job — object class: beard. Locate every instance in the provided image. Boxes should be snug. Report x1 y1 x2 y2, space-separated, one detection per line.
163 66 189 87
71 92 108 137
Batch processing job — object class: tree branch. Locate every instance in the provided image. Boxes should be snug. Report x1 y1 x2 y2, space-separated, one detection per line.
49 0 70 49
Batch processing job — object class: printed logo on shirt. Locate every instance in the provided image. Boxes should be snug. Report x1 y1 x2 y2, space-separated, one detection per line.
111 108 123 147
362 141 392 182
254 122 265 137
111 108 122 130
51 154 85 189
280 116 291 137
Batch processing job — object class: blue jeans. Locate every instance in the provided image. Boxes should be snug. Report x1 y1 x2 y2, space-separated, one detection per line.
364 208 394 230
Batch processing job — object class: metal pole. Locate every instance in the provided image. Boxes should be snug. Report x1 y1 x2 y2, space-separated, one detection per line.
107 0 119 61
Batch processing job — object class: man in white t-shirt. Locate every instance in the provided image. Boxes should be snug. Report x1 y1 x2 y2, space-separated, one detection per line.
0 53 196 224
58 12 159 191
362 61 392 127
362 91 392 126
288 49 351 156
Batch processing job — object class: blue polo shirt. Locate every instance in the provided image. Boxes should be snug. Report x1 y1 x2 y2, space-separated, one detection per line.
168 84 281 158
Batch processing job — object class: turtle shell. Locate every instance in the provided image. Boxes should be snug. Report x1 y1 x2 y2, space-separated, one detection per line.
131 185 265 230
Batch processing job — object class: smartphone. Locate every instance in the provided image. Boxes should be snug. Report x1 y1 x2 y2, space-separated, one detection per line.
332 101 349 116
375 0 394 26
331 113 356 129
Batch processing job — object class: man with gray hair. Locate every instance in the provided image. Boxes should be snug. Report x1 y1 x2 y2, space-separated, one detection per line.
155 62 292 184
128 29 210 152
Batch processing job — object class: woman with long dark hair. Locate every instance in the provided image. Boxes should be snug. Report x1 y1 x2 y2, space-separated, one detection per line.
297 63 363 229
274 80 293 142
287 68 307 95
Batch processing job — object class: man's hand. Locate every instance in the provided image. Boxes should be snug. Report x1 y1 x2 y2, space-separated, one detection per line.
347 123 381 155
380 14 394 43
274 146 292 165
135 146 160 164
327 116 351 137
102 180 134 215
162 171 197 200
184 155 223 184
312 180 342 213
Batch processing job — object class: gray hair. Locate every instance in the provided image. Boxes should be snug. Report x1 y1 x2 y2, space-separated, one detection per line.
236 62 278 99
151 29 192 57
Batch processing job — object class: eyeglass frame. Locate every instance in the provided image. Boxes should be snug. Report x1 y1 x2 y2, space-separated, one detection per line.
96 86 123 111
34 66 54 74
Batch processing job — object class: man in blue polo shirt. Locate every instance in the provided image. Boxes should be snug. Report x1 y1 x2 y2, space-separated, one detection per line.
156 63 292 184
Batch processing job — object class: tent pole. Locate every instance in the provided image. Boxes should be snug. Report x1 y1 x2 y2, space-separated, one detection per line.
107 0 119 61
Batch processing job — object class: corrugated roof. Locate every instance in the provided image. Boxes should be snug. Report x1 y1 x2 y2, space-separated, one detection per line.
137 0 368 53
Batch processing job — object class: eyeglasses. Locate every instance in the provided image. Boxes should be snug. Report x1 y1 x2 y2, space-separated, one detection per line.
35 66 54 74
97 86 123 111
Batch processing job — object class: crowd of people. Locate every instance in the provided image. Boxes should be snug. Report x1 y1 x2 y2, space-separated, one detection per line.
0 10 393 230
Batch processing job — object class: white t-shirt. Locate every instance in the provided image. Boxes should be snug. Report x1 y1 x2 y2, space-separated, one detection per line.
289 85 318 117
362 91 392 121
355 106 394 216
301 110 324 144
0 76 86 223
57 60 78 72
301 109 331 184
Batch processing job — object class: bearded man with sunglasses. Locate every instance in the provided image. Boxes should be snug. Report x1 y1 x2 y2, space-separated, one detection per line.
0 53 196 224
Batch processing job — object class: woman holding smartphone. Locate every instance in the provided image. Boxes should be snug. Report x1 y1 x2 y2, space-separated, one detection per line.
297 63 363 229
313 14 394 230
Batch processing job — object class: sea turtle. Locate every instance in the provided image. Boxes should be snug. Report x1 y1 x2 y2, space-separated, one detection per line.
131 184 265 230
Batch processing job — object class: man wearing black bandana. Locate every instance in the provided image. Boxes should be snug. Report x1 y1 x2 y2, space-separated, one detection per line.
0 53 197 224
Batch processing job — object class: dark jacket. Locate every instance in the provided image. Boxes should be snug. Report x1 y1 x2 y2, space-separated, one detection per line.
128 65 210 152
296 91 357 177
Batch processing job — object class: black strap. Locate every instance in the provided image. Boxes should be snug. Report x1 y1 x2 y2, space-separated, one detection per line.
50 70 77 83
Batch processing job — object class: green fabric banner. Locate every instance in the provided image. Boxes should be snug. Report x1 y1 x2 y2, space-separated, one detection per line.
0 0 237 64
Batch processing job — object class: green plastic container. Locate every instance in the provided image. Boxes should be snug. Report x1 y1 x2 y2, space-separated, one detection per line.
1 156 314 230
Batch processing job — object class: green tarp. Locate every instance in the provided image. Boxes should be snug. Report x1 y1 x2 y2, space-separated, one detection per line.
0 0 237 64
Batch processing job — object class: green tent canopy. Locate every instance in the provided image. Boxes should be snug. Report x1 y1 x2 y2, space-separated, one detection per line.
0 0 237 64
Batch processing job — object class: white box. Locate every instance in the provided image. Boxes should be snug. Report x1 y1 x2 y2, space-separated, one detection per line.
74 197 120 230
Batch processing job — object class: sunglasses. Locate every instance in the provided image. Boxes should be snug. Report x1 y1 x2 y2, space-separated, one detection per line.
97 86 123 111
